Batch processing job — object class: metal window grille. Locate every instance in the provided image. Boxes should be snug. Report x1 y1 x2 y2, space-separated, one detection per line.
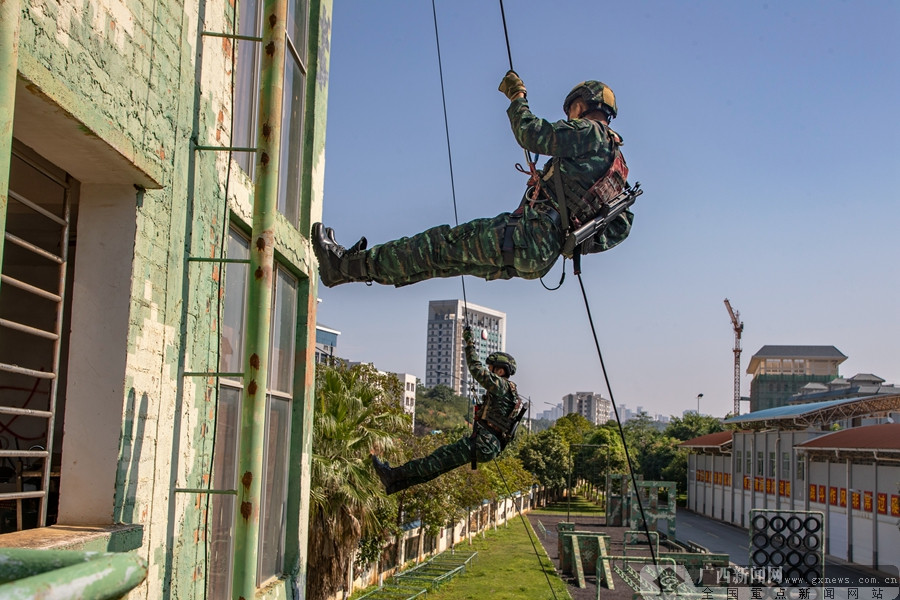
0 148 71 532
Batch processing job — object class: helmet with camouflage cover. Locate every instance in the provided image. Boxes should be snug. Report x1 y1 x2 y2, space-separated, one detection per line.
563 80 617 119
486 352 516 377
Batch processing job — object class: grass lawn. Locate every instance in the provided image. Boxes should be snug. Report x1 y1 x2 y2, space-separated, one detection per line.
532 496 605 516
398 520 571 600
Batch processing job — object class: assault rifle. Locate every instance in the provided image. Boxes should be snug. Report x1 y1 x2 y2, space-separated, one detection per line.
571 181 642 248
563 182 642 275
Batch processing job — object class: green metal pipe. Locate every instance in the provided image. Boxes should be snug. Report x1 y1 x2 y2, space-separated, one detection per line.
231 0 288 595
0 549 147 599
0 0 21 296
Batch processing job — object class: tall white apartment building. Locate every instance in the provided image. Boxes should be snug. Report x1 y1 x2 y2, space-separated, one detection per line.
425 299 506 396
562 391 611 425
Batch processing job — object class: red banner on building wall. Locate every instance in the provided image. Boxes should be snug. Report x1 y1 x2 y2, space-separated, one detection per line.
877 493 888 515
864 491 874 512
839 488 847 507
829 486 838 506
744 476 751 490
852 491 861 510
891 495 900 517
818 485 826 503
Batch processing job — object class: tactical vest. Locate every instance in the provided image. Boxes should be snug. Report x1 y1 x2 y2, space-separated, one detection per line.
544 125 628 226
475 381 522 446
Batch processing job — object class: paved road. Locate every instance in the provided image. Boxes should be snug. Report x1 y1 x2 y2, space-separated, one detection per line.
676 509 896 582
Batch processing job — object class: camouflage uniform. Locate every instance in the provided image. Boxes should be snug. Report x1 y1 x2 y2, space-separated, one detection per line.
377 342 519 494
330 97 634 287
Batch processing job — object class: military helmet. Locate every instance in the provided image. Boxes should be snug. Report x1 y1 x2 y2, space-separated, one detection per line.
563 80 617 119
486 352 517 376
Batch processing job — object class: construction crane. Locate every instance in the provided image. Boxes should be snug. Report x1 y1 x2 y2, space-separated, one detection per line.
724 299 744 416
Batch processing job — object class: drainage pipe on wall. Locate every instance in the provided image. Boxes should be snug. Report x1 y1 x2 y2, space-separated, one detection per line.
232 0 288 595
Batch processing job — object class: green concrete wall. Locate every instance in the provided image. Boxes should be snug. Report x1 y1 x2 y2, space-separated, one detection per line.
10 0 331 597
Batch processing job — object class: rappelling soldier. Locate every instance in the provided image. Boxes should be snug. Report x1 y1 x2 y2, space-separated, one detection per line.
313 71 636 287
372 326 525 495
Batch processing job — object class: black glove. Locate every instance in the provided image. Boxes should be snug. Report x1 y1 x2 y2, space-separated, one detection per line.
498 70 526 101
462 326 474 345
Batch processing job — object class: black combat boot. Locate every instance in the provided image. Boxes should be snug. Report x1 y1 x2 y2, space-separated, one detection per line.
371 455 403 495
311 223 369 287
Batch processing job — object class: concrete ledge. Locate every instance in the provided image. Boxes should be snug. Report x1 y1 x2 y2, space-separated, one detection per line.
0 523 143 553
15 51 164 189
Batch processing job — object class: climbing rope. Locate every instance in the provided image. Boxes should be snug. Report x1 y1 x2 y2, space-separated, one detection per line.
500 0 660 576
576 273 660 570
430 0 469 324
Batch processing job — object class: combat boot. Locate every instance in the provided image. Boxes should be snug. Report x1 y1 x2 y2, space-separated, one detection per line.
312 223 370 287
371 455 403 495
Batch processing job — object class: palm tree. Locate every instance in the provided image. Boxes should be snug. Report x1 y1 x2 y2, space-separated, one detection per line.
306 363 409 600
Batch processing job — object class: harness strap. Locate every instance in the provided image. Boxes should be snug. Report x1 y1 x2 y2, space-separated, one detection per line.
500 213 522 277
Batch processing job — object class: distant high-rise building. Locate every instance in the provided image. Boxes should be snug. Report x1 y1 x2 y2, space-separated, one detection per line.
425 299 506 396
315 323 340 364
561 391 611 425
747 345 847 412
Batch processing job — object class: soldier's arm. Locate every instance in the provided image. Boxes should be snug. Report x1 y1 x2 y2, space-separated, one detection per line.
506 97 603 157
464 342 507 396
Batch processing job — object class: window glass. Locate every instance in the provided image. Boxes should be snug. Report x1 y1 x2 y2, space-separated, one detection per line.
258 396 291 582
756 451 763 475
768 452 776 476
206 386 241 599
735 450 742 473
221 230 249 376
269 267 297 393
782 451 790 474
234 0 261 175
277 0 309 226
257 264 297 582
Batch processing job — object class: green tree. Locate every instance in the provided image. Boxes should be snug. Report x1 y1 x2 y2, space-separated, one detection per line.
554 412 594 447
575 424 627 486
663 413 724 441
414 385 471 433
307 363 410 600
516 429 571 489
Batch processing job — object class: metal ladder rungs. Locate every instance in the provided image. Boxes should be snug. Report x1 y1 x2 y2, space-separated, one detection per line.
0 362 56 379
174 488 238 495
187 257 250 264
0 274 62 302
195 145 258 153
201 31 263 42
0 318 60 340
4 232 64 264
183 371 244 378
0 406 53 419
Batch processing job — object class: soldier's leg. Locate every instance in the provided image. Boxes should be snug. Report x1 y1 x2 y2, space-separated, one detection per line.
389 432 502 492
365 216 507 286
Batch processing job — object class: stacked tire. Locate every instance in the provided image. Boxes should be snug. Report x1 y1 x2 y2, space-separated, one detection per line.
750 512 823 585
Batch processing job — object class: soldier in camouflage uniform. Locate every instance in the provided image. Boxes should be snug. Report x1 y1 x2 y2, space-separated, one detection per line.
313 71 634 287
372 326 520 495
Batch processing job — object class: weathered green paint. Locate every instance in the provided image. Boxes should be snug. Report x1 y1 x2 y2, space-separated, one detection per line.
0 0 20 297
0 548 147 599
7 0 329 596
232 0 289 596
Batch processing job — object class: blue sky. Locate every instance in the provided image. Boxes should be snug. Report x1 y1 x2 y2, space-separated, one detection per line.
316 1 900 419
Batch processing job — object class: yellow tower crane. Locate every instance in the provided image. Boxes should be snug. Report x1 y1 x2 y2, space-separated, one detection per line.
724 299 744 416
